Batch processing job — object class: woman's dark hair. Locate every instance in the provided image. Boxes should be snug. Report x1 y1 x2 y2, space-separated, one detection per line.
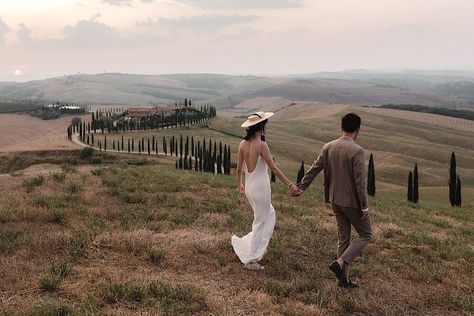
341 113 361 133
244 119 268 141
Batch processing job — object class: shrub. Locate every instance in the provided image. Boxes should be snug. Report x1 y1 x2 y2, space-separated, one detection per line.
30 302 71 316
51 209 67 225
0 229 24 254
147 248 167 265
52 172 66 182
80 147 94 159
39 274 61 292
67 183 81 194
91 157 102 164
50 260 71 279
22 175 45 193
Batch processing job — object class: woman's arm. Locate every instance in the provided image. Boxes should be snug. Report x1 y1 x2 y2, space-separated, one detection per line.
260 142 298 193
236 141 245 193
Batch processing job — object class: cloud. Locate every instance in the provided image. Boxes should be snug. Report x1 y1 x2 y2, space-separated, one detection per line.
137 14 259 33
17 23 34 45
174 0 305 9
0 18 10 44
102 0 156 6
102 0 132 6
62 19 122 48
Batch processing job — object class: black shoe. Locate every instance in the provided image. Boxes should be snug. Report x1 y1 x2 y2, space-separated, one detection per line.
328 261 344 281
338 279 359 289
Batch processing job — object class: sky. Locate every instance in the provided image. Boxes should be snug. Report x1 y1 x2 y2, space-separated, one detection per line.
1 0 474 81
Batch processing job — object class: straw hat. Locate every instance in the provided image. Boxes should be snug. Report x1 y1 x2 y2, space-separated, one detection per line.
241 111 274 128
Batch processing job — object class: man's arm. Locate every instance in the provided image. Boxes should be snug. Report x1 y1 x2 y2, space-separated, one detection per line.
352 148 369 212
298 149 325 192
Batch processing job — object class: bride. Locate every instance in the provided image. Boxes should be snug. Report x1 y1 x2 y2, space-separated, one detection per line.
231 111 299 270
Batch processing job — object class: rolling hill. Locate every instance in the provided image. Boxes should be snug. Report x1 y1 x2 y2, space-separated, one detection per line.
2 71 473 109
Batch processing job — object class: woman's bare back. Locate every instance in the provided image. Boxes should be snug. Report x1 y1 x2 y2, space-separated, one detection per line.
240 139 261 173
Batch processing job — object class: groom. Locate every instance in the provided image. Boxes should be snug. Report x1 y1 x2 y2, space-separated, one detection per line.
294 113 373 288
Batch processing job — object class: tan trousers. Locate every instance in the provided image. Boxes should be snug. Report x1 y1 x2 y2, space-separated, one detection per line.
332 204 373 264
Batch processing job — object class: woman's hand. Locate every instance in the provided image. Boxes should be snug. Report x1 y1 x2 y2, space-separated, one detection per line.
288 183 300 195
238 183 245 194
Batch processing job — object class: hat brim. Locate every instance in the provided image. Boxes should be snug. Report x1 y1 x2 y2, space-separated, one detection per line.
241 112 274 128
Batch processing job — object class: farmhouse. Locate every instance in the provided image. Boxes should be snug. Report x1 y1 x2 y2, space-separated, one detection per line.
127 107 156 117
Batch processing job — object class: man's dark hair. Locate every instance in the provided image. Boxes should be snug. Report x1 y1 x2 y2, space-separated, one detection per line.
341 113 361 133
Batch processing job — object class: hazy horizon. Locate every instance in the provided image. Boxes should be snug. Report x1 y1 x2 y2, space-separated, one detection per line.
2 0 474 82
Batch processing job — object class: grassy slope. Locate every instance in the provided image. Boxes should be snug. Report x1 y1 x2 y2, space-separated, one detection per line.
0 152 472 315
90 104 474 191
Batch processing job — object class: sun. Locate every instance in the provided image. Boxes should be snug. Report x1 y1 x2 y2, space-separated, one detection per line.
14 69 23 76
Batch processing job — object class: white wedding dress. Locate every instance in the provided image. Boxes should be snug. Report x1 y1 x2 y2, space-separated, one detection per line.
231 155 276 264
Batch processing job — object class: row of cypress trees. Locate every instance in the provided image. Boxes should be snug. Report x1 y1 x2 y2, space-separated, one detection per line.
85 133 232 175
175 138 231 175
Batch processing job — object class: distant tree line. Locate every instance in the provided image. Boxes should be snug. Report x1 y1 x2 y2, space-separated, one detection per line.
0 98 87 118
89 105 216 133
380 104 474 121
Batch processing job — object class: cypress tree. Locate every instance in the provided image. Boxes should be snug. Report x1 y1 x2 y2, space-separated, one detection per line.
184 155 188 169
132 138 135 151
175 139 178 157
271 157 276 183
195 152 198 171
180 134 183 157
138 142 141 153
227 146 231 175
113 139 115 150
152 136 155 152
142 138 145 153
407 171 414 202
191 137 195 157
179 157 183 169
170 136 174 155
104 135 107 152
91 133 94 145
297 161 305 184
128 139 130 153
175 161 178 169
449 152 457 206
199 142 203 171
223 145 227 174
121 136 124 151
163 136 167 155
117 140 120 152
367 153 376 196
455 176 462 207
185 136 189 157
413 163 419 203
148 138 151 155
188 156 192 170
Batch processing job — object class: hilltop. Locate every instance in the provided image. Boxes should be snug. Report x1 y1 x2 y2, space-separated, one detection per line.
3 70 474 109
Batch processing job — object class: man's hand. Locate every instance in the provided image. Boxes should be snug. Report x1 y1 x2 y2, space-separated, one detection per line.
238 184 245 194
361 208 370 220
291 187 304 197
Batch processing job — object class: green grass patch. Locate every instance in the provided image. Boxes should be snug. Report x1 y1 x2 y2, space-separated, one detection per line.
0 229 24 254
22 175 45 193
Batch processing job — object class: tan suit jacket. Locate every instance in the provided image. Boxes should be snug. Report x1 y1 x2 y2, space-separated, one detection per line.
298 136 368 210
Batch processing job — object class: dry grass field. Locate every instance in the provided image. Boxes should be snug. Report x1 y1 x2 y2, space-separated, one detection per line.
1 103 473 315
0 150 472 315
358 107 474 134
0 114 84 153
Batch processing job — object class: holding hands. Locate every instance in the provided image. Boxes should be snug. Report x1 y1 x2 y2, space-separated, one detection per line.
288 183 303 197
